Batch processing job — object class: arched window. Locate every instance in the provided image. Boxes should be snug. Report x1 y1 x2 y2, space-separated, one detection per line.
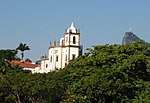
72 54 76 60
56 55 59 62
66 37 68 42
62 40 64 46
50 56 52 62
46 64 48 68
65 54 67 62
73 36 76 44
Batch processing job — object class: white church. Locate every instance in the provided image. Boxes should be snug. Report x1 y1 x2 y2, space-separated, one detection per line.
35 21 83 73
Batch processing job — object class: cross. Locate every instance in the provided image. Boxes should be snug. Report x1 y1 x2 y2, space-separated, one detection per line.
129 28 132 32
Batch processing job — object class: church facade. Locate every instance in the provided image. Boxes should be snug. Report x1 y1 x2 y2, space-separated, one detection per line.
39 21 82 73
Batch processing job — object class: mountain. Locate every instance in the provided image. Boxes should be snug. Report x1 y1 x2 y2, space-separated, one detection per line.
122 32 148 45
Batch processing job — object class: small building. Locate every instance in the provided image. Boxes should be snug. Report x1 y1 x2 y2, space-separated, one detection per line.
39 21 83 73
10 60 39 73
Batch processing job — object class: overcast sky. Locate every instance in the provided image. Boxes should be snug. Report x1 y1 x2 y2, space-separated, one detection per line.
0 0 150 62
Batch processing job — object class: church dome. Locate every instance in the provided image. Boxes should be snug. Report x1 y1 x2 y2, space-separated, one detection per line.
67 21 76 33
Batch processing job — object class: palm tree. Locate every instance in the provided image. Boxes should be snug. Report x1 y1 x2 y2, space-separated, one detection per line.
16 43 30 61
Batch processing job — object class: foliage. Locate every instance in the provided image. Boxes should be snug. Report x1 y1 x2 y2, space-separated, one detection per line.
0 42 150 103
0 49 19 61
62 43 150 103
16 43 30 61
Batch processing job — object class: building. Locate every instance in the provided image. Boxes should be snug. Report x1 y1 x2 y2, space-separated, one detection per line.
10 60 40 73
39 21 83 73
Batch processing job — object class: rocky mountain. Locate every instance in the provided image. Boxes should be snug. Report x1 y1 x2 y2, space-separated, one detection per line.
122 32 148 45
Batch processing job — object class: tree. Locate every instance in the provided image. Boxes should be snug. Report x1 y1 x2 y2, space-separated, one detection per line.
0 42 149 103
16 43 30 61
0 49 19 61
61 43 150 102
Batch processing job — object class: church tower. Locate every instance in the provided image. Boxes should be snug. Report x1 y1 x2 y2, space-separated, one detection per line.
40 21 82 73
64 21 81 64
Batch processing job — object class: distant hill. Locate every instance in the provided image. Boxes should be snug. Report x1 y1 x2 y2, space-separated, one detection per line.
122 32 148 45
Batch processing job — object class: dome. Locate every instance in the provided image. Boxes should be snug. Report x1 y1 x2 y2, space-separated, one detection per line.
67 21 76 33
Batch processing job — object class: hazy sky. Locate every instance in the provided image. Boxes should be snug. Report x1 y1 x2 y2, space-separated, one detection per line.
0 0 150 62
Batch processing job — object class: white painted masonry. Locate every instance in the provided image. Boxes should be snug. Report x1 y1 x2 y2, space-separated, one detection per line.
37 21 82 73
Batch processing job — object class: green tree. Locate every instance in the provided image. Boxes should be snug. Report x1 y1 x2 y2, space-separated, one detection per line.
0 49 19 61
61 43 150 103
16 43 30 61
0 42 149 103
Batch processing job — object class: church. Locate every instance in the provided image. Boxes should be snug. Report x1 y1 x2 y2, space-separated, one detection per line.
38 21 83 73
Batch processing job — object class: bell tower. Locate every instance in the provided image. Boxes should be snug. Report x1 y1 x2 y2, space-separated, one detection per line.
64 21 81 64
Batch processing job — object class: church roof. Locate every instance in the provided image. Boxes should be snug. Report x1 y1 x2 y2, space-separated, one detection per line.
67 21 76 33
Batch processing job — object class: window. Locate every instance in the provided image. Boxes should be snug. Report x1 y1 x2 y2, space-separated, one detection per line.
72 54 76 60
66 37 68 42
56 55 58 62
65 63 67 66
65 55 67 61
46 64 48 68
73 36 76 44
62 40 64 46
54 50 58 54
50 56 52 62
69 29 72 33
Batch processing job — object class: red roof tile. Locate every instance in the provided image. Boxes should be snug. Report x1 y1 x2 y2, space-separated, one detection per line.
10 60 39 68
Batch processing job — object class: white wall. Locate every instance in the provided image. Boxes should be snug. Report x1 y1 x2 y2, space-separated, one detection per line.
64 34 69 46
62 48 68 68
49 47 63 71
39 22 81 73
70 47 79 60
40 60 50 72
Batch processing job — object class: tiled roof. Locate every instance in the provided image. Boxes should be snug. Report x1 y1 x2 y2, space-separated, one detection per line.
10 60 39 69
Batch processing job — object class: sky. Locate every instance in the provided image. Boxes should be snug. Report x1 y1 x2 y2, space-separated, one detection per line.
0 0 150 62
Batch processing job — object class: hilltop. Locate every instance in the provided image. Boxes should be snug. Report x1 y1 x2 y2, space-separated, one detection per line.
122 32 149 45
